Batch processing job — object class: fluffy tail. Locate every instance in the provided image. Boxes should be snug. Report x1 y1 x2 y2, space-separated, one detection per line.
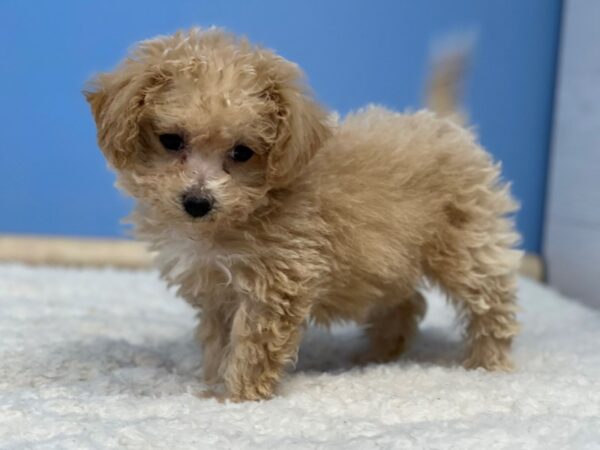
425 36 474 126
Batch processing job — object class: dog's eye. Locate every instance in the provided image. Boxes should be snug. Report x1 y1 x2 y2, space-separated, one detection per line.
159 133 185 152
230 145 255 162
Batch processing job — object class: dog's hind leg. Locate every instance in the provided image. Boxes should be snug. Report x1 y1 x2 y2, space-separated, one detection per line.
358 290 427 365
425 236 521 371
445 271 519 371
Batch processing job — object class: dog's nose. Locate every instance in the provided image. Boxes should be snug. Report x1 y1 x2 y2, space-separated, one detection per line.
182 194 213 218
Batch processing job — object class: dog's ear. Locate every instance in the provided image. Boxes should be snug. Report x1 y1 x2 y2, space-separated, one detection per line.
84 63 166 169
262 59 331 186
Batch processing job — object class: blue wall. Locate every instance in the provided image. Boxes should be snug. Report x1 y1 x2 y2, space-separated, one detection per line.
0 0 561 252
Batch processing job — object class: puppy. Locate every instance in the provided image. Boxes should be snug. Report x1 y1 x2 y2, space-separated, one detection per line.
85 28 521 402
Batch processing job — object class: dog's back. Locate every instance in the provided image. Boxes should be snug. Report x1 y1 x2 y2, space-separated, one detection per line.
303 47 520 370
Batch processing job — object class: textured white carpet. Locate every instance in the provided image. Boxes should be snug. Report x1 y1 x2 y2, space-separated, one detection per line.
1 264 599 449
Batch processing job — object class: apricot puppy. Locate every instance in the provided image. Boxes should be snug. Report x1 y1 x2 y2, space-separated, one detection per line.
85 28 521 402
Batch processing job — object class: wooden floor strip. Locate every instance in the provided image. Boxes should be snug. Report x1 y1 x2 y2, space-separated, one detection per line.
0 235 152 269
0 234 544 280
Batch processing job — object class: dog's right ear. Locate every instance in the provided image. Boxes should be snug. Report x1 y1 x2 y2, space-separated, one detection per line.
84 64 166 169
84 86 107 126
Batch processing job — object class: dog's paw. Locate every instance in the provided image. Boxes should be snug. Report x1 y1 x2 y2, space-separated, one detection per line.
197 386 273 403
196 387 228 403
352 352 377 367
463 355 514 372
229 388 274 403
352 347 402 367
463 336 515 372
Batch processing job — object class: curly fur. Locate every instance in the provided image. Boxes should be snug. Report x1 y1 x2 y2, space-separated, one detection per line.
85 28 522 402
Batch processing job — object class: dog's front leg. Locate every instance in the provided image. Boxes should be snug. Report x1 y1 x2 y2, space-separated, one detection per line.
222 292 310 402
197 303 234 386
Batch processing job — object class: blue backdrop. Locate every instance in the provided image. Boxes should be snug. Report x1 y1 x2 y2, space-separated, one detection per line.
0 0 561 252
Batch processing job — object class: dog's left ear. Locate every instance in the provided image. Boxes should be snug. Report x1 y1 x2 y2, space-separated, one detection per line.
263 59 331 186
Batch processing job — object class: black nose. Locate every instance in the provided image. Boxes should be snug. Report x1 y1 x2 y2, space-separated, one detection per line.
182 194 213 218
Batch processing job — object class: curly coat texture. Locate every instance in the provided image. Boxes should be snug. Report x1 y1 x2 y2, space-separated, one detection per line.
85 28 522 402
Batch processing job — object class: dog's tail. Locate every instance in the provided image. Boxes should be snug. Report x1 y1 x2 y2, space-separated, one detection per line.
425 35 474 126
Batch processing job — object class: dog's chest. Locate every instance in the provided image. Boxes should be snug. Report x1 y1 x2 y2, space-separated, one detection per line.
152 236 238 302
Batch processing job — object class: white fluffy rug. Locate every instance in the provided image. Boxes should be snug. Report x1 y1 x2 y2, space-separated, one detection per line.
1 264 599 449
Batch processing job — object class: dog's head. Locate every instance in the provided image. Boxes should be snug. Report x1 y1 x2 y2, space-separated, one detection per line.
85 28 330 233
